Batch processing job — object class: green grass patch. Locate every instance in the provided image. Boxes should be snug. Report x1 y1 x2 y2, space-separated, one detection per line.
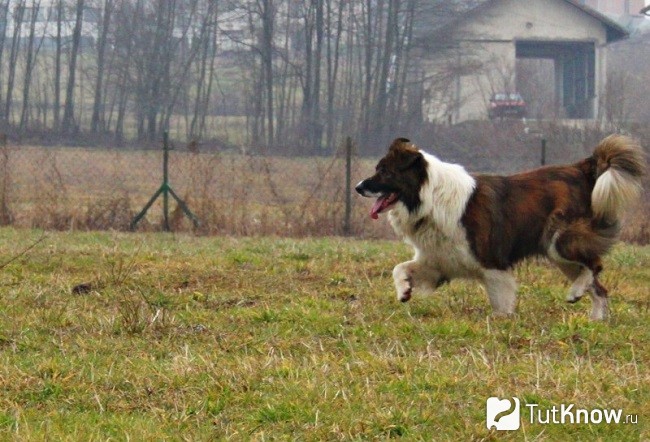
0 228 648 440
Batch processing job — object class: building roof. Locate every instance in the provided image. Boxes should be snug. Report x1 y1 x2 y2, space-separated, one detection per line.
563 0 630 41
415 0 629 45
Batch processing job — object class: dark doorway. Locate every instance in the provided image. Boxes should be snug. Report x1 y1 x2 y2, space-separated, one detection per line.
516 58 555 119
516 41 596 119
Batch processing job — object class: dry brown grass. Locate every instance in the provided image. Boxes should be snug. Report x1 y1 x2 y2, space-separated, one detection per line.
1 144 394 238
1 141 648 243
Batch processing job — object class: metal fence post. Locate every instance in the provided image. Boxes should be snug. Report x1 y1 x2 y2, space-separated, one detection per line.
130 132 200 231
541 138 547 166
343 136 353 236
162 132 170 231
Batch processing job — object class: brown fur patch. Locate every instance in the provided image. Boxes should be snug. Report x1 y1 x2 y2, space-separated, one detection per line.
461 164 604 270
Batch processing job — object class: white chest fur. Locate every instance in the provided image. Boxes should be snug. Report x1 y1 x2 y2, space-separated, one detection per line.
389 206 483 279
387 151 483 280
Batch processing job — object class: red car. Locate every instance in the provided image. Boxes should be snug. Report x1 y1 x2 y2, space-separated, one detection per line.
488 92 527 119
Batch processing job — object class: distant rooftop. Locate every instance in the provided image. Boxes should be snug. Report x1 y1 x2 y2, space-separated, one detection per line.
604 13 650 36
413 0 630 46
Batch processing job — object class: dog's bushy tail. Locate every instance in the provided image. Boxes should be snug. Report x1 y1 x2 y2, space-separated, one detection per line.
591 135 646 224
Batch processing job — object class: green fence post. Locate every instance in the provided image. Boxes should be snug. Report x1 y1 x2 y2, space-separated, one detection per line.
130 132 200 231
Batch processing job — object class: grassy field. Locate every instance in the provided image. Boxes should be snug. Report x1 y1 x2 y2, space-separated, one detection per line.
0 228 648 440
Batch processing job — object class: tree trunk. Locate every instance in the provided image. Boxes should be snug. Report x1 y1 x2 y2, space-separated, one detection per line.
198 20 218 138
300 4 313 148
20 1 43 131
260 0 274 148
311 0 324 152
360 0 374 144
91 0 113 133
390 0 415 131
113 1 136 142
0 0 11 111
190 22 211 138
62 0 85 134
53 0 63 129
371 0 397 140
4 0 25 123
325 0 344 150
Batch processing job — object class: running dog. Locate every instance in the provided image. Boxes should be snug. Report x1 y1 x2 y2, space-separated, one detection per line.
356 136 645 320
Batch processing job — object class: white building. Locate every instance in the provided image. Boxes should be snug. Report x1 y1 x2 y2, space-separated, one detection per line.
416 0 630 123
1 0 100 47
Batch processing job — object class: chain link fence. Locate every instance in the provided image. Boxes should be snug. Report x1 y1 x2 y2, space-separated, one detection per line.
1 122 648 241
0 135 397 238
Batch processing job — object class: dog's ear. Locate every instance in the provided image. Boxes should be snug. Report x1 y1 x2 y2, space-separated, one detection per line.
398 149 423 171
389 138 411 152
387 138 422 170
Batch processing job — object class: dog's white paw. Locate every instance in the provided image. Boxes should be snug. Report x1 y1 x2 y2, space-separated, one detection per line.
393 264 413 302
396 280 412 302
566 289 586 304
566 268 594 303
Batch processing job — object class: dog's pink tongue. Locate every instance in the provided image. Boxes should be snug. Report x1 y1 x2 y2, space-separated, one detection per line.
370 197 388 220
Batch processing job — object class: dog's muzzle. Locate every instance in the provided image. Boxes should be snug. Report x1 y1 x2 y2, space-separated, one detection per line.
355 180 380 198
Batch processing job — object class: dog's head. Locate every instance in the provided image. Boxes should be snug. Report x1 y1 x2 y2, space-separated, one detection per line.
356 138 428 219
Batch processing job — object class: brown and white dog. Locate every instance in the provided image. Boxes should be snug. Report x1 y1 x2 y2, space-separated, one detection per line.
356 136 646 320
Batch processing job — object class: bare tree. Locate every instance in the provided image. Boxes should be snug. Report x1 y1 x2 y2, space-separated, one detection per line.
0 0 474 152
111 0 137 141
52 0 64 129
129 0 189 141
20 0 46 131
4 0 26 123
232 0 277 149
259 0 275 148
189 1 219 139
298 0 324 153
61 0 85 134
0 0 11 114
91 0 114 133
325 0 344 149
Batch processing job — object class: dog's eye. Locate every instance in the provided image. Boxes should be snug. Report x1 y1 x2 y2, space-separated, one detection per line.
379 168 394 178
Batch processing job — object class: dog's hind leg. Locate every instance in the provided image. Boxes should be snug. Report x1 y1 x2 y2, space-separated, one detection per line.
550 223 612 320
589 275 609 321
482 270 518 316
555 262 593 303
560 264 609 321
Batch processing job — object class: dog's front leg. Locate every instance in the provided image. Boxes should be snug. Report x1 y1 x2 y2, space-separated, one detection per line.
393 260 440 302
483 269 518 316
393 261 416 302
